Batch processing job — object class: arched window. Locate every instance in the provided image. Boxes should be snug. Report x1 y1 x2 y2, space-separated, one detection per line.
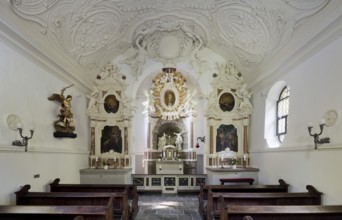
276 86 290 143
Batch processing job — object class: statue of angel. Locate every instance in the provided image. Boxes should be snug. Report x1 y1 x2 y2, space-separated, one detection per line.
158 133 167 150
174 132 183 149
236 83 253 110
48 84 76 136
86 86 101 114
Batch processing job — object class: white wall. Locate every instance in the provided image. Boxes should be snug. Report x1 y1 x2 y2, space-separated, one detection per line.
0 41 89 205
250 35 342 204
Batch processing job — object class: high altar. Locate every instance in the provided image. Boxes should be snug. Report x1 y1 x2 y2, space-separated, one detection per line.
140 68 198 175
82 61 257 188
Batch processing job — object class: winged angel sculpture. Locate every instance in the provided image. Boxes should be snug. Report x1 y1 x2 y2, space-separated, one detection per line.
48 85 77 138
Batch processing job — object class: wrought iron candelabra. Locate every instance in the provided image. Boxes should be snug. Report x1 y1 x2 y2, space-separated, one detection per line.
12 128 34 152
308 122 330 150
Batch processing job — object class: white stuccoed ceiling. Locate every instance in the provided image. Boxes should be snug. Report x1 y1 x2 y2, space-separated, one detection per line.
0 0 342 94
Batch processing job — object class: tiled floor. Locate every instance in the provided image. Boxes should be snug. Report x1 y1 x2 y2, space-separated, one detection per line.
135 193 201 220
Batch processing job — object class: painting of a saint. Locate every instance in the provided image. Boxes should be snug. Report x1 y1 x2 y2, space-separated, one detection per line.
104 95 119 113
101 126 122 153
216 124 238 152
219 92 235 112
164 90 175 107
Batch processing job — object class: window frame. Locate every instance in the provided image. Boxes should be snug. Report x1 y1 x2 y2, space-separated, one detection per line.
276 86 290 143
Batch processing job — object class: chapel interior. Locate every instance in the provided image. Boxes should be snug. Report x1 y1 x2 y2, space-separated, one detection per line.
1 0 342 208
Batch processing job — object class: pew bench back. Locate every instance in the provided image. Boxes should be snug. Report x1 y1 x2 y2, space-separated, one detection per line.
199 179 289 219
0 205 112 220
220 205 342 220
15 185 128 220
49 178 138 219
208 185 322 220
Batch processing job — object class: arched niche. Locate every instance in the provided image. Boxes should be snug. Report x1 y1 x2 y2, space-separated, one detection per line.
152 119 188 150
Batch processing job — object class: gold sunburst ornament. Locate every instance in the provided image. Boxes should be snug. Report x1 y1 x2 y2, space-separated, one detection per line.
144 68 192 120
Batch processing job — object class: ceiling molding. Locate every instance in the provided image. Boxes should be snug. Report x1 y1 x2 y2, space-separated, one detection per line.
0 0 333 91
249 2 342 92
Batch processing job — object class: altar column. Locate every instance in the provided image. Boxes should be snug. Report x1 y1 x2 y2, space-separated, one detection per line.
147 121 151 148
243 116 250 166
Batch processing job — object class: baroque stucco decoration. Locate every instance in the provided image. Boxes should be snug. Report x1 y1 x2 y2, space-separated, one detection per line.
206 60 252 118
87 62 135 119
8 0 329 86
143 67 197 120
121 20 205 78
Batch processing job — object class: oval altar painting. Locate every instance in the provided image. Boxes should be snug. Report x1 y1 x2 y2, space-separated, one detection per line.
219 92 235 112
104 95 119 113
164 90 176 108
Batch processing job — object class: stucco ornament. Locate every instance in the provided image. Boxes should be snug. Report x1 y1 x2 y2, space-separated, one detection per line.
132 20 203 65
10 0 329 83
205 60 252 117
143 68 197 120
87 62 135 119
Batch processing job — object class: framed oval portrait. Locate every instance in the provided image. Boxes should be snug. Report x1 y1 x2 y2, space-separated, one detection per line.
219 92 235 112
104 95 119 113
164 90 175 107
160 86 179 111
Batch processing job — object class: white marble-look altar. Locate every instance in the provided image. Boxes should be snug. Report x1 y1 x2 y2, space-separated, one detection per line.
156 160 183 174
80 168 132 184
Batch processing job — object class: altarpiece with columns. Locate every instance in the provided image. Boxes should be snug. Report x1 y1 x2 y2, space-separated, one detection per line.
87 63 135 169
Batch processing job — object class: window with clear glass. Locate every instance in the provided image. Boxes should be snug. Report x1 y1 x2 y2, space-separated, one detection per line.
276 86 290 143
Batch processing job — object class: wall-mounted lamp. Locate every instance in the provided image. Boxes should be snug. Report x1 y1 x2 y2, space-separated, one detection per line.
7 115 34 152
308 119 330 150
195 136 205 148
12 127 34 152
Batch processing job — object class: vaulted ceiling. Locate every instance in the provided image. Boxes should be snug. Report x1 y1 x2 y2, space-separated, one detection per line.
0 0 341 94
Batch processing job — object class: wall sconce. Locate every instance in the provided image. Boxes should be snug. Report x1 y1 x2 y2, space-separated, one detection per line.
308 120 330 150
12 123 34 152
195 136 205 148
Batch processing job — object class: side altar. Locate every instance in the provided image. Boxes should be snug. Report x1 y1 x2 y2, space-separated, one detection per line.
81 63 135 184
203 61 257 184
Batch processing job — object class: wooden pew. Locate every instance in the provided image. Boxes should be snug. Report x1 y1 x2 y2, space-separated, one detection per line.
219 205 342 220
199 179 289 219
0 205 112 220
15 184 127 220
50 178 138 220
208 185 322 220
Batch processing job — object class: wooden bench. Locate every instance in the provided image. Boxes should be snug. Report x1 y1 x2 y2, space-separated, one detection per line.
219 178 254 185
15 184 128 220
0 205 112 220
50 178 138 220
219 205 342 220
208 185 322 220
199 179 289 219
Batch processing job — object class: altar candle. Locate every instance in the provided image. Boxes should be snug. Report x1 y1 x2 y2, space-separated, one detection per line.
95 156 98 162
114 156 116 162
